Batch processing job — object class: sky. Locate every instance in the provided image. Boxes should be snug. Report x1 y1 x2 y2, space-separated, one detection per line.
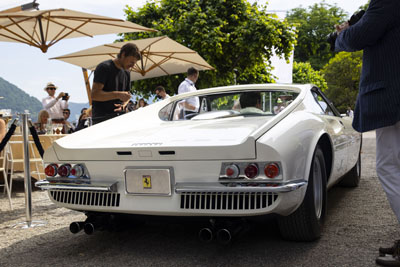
0 0 368 104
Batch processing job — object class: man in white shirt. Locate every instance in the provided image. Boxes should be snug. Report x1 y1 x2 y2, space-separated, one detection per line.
42 82 69 123
346 106 354 118
177 67 199 118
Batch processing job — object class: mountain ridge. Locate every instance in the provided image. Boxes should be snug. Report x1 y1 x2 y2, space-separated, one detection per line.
0 76 88 122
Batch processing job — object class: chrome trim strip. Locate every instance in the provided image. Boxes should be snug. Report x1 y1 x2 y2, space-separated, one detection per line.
175 180 307 193
35 180 118 192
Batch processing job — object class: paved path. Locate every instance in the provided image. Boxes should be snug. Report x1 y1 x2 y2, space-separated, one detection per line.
0 132 397 267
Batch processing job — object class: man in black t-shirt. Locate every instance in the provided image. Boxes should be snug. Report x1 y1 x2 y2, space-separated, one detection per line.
91 43 141 124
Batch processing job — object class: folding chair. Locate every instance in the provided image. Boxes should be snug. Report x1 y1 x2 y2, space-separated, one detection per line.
7 139 44 194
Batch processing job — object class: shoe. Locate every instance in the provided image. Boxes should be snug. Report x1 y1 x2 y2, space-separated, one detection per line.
381 246 396 256
380 240 400 256
376 255 400 266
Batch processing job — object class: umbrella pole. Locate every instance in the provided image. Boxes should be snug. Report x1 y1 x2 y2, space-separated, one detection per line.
21 113 32 226
82 68 92 105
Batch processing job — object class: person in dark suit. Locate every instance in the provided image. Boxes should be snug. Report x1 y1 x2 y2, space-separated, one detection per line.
335 1 400 265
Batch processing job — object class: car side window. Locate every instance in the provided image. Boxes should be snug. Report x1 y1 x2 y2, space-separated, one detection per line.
199 98 208 113
159 102 174 121
312 91 334 116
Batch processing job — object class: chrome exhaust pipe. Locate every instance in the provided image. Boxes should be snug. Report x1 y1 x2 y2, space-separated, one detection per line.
83 222 95 235
198 228 214 243
216 228 232 245
69 221 85 234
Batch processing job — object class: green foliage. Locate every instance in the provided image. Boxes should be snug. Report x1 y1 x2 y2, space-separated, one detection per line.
321 51 363 112
211 94 239 110
0 77 43 119
123 0 296 95
292 61 327 91
358 2 370 11
286 2 348 70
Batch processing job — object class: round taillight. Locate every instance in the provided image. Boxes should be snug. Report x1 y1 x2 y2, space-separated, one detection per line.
225 164 239 178
57 164 71 177
244 163 259 179
71 164 85 178
45 164 58 177
264 163 280 178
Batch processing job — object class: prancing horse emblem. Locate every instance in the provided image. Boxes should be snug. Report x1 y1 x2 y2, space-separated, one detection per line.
142 175 152 189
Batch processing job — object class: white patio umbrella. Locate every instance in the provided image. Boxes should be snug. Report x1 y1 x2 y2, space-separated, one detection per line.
0 8 156 53
51 36 214 81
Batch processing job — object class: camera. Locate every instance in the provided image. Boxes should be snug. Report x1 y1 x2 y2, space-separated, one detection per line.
62 93 68 100
327 10 366 51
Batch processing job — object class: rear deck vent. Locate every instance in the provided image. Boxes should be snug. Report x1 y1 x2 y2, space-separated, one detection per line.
117 151 132 155
159 151 175 155
50 190 120 207
180 192 278 210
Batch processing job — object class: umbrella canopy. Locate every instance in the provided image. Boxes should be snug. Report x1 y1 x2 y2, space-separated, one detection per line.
51 36 214 81
0 8 156 52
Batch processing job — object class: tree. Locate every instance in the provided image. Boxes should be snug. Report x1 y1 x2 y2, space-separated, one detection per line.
292 61 327 91
123 0 296 96
359 2 370 11
286 2 348 70
321 51 363 112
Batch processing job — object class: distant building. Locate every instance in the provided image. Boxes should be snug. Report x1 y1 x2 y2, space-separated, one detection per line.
270 50 294 83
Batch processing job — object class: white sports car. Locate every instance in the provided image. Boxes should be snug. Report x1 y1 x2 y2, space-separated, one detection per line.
36 84 362 242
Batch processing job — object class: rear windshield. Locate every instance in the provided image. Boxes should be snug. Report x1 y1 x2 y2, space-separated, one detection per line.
159 90 299 121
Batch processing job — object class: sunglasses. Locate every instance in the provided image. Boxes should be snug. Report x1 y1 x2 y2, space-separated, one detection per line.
63 112 70 114
47 88 56 90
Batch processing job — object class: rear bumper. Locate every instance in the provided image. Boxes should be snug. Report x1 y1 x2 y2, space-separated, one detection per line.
175 180 307 193
36 180 307 194
35 180 118 192
36 179 307 217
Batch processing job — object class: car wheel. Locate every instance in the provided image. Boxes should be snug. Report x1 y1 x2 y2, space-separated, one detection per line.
278 146 327 241
339 149 361 187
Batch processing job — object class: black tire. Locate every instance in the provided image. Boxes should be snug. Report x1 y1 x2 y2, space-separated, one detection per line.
278 146 327 241
339 148 362 187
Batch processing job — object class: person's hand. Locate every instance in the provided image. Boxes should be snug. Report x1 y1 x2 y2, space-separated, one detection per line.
114 103 124 113
335 21 349 34
118 92 131 102
56 92 65 100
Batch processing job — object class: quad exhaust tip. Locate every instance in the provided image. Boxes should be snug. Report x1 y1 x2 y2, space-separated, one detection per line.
216 228 232 245
69 222 85 234
83 222 95 235
198 228 214 243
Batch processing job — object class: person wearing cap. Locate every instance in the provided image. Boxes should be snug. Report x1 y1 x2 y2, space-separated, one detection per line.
91 43 141 124
41 82 69 123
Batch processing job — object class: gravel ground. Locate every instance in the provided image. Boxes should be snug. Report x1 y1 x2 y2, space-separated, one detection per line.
0 132 398 267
